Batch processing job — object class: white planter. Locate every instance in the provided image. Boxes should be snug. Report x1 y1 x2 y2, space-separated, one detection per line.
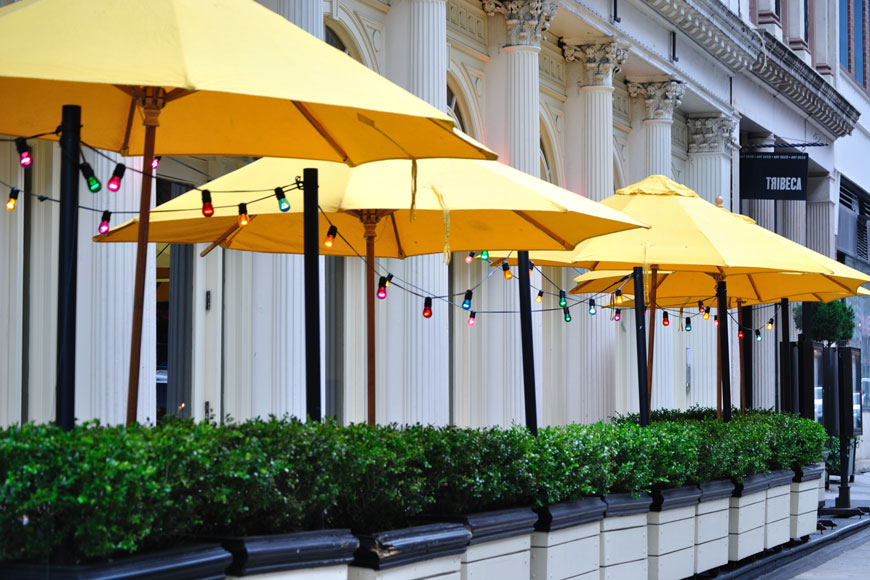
350 523 470 580
791 464 824 540
530 498 606 580
728 473 769 562
223 530 358 580
765 470 794 549
600 493 652 580
433 507 538 580
694 480 733 575
647 486 701 580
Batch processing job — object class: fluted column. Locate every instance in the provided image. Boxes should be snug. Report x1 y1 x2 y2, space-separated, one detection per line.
743 133 776 409
0 141 24 426
559 39 627 423
474 0 554 426
625 79 684 411
276 0 323 39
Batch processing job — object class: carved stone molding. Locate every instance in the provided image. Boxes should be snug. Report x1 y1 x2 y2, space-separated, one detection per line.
626 80 685 121
481 0 557 47
750 30 859 138
561 39 629 87
687 115 737 154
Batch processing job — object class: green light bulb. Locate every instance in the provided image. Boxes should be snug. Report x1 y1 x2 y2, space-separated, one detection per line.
563 307 572 322
559 290 567 308
480 250 489 261
88 176 101 193
278 198 290 212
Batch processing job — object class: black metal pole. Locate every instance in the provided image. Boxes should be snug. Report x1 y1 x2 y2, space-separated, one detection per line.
517 250 538 436
717 280 732 422
303 168 322 421
56 105 81 431
780 298 793 413
633 267 650 426
742 304 754 409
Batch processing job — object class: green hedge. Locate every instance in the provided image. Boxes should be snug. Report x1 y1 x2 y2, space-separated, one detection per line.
0 411 826 564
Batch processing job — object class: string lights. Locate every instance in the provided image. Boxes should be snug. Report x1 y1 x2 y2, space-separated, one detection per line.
662 312 669 326
588 298 597 315
468 311 476 326
274 187 290 212
323 225 337 248
502 262 513 280
685 317 692 331
238 203 249 227
466 251 475 264
377 276 388 299
615 289 623 304
422 297 433 318
480 250 489 261
755 329 762 342
714 315 719 327
6 187 19 211
151 156 161 170
107 163 126 192
703 306 710 320
385 273 393 287
201 190 214 217
462 290 473 310
767 318 774 330
698 300 704 313
563 307 572 322
559 290 568 308
738 329 744 339
15 138 32 168
614 309 621 322
528 261 535 277
536 290 544 304
98 211 112 235
80 162 101 193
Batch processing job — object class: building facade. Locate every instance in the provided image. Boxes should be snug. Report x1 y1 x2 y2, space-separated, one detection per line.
0 0 865 428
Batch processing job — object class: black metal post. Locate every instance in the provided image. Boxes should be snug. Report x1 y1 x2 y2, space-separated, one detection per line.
303 168 322 421
742 304 754 409
633 267 650 426
780 298 793 413
717 281 732 422
56 105 81 431
517 250 538 436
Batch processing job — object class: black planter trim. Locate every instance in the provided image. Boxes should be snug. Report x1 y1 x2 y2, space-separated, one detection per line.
352 523 470 570
221 529 358 576
733 472 770 497
603 493 653 517
767 469 796 489
698 479 735 503
650 485 702 512
428 507 538 545
793 463 824 483
0 544 231 580
534 498 607 532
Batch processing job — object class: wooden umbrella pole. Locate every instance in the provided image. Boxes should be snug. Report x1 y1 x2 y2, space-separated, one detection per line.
126 96 161 426
363 219 378 426
738 301 745 413
647 267 658 404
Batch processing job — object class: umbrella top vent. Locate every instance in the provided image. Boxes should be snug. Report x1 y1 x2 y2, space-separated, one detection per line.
616 175 698 198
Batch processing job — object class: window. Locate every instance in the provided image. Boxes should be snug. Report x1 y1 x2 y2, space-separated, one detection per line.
838 183 870 263
540 140 553 184
446 85 466 133
841 0 868 86
325 25 348 54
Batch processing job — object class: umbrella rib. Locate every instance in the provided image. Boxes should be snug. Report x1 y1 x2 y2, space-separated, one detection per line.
829 277 854 293
121 96 136 155
293 102 351 164
199 222 243 257
390 213 406 259
746 273 762 301
513 211 573 250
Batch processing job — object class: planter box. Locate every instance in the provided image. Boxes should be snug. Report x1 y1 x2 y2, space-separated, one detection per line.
349 523 470 580
728 473 769 562
600 493 652 580
0 544 232 580
694 479 733 575
428 507 537 580
647 485 701 580
222 530 358 579
791 464 824 540
765 470 793 549
530 498 606 580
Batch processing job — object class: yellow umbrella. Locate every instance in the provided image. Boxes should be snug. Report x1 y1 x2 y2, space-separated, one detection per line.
0 0 494 425
97 156 646 424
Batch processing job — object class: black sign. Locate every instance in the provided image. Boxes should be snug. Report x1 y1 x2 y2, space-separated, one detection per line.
740 153 808 201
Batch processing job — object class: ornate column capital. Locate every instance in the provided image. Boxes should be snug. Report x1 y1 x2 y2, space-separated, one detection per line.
481 0 558 47
561 38 629 87
687 115 738 154
625 80 684 121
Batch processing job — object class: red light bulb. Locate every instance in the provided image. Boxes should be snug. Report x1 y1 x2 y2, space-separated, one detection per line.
377 276 387 299
422 297 433 318
662 312 670 326
201 190 214 217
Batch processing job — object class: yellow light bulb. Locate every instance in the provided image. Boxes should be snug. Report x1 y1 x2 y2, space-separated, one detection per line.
5 198 16 211
239 213 249 227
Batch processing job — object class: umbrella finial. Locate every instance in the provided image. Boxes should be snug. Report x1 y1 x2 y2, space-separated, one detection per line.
715 194 724 208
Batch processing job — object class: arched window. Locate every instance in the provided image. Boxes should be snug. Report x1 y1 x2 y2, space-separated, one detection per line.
540 139 553 184
446 85 467 133
325 25 348 54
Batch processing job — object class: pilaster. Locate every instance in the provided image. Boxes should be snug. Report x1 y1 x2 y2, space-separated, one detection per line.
0 141 24 426
276 0 324 39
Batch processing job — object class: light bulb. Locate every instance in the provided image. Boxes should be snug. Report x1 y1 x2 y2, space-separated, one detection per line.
714 315 719 327
6 187 19 211
238 203 249 227
480 250 489 261
79 162 101 193
468 311 476 326
98 210 112 235
738 329 743 339
502 262 513 280
466 252 475 264
152 156 161 170
422 297 433 318
107 163 125 192
323 225 337 247
614 309 621 322
563 307 572 322
588 298 596 315
703 306 710 320
559 290 567 308
201 190 214 217
377 276 387 299
767 318 774 331
528 261 535 277
275 187 290 212
16 138 32 168
462 290 473 310
662 312 670 326
698 300 705 313
385 274 393 287
536 290 543 304
615 289 623 304
755 329 762 342
685 317 692 332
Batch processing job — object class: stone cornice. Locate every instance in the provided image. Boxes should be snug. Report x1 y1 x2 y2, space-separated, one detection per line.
641 0 762 72
481 0 558 47
750 30 859 138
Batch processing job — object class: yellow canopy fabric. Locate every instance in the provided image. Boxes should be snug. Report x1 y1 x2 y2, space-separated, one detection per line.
96 157 646 256
0 0 493 164
511 175 833 275
571 269 870 306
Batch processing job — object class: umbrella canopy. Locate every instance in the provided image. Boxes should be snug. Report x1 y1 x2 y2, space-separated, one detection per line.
96 157 646 254
0 0 492 163
515 175 831 274
97 155 645 425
